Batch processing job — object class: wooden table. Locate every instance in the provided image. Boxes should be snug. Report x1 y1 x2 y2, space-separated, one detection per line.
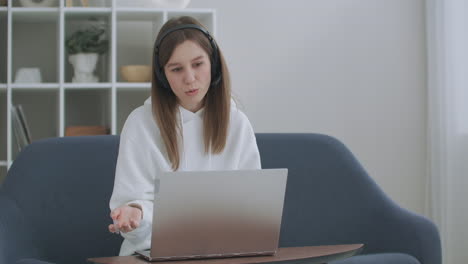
88 244 364 264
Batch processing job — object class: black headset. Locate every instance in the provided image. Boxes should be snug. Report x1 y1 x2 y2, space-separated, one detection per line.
153 24 222 91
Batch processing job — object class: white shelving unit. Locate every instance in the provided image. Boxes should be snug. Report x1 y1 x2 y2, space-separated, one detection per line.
0 0 215 181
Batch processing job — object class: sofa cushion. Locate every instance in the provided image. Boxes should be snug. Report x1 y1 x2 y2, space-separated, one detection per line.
16 258 55 264
332 253 420 264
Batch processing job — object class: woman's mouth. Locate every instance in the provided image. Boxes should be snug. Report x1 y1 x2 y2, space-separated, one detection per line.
186 89 199 96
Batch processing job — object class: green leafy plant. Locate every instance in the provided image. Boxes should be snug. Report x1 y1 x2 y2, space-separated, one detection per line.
66 26 108 55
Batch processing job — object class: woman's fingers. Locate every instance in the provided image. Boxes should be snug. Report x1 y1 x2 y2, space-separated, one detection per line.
116 218 140 233
121 223 132 233
110 208 121 220
109 206 142 233
130 219 140 229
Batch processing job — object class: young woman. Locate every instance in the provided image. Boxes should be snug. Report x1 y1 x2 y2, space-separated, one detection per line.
108 16 261 256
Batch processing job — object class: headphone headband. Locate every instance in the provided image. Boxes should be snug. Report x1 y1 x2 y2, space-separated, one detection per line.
153 23 221 91
155 24 215 52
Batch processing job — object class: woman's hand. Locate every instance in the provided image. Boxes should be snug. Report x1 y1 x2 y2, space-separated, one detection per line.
108 204 143 234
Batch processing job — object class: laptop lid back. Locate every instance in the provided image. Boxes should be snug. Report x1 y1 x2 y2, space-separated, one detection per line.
151 168 288 259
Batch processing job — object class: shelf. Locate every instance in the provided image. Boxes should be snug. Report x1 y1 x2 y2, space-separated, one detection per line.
12 13 59 83
64 0 112 8
0 11 6 83
166 8 216 14
65 7 112 12
11 83 60 90
167 11 215 33
116 8 164 20
65 89 111 131
65 13 111 83
11 89 59 159
2 5 216 172
64 7 112 18
117 89 150 133
11 0 59 7
0 90 6 162
64 83 112 89
11 8 60 22
116 12 163 83
0 165 6 185
116 82 151 89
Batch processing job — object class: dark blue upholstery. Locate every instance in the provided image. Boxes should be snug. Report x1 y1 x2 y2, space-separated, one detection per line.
333 253 420 264
0 136 122 264
0 134 441 264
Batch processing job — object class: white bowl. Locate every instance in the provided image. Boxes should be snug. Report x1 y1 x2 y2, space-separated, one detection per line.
120 65 152 82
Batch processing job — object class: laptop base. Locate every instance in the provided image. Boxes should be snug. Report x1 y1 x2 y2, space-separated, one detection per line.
135 250 276 262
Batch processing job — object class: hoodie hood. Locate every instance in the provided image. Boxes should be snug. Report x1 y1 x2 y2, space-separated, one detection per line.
144 96 238 108
144 96 237 124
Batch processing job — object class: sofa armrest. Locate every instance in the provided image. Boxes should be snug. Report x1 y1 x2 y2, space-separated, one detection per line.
393 206 441 264
367 203 442 264
0 194 40 264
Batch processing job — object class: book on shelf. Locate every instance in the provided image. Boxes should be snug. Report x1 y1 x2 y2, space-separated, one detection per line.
11 104 32 152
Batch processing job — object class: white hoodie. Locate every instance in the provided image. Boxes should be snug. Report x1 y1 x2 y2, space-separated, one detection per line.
109 97 262 256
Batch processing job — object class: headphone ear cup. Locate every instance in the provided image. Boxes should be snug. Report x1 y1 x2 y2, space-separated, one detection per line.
210 56 222 86
160 71 171 91
158 68 171 91
211 69 221 86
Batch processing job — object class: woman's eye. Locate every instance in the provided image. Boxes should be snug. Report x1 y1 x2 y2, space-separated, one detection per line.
194 62 203 67
171 67 182 72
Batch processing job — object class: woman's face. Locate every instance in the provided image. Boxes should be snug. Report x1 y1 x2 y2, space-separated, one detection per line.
164 40 211 113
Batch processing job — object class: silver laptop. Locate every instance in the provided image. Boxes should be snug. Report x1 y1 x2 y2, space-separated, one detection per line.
136 168 288 261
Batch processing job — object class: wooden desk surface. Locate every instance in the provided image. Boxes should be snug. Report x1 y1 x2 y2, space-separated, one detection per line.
88 244 364 264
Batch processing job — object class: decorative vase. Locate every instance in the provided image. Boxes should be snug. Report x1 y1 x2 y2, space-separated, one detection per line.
68 53 99 83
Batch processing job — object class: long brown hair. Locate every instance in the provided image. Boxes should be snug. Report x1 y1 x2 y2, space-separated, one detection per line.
151 16 231 171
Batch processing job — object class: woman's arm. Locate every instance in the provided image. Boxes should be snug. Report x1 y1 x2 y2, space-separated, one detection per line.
236 111 262 170
109 114 156 243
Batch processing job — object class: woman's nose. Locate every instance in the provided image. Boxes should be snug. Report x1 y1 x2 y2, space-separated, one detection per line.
184 69 196 84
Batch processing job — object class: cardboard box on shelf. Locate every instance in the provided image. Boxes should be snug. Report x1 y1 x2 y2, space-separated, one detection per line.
65 126 109 137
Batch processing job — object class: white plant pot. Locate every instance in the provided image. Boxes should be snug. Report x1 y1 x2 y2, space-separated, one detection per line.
68 53 99 83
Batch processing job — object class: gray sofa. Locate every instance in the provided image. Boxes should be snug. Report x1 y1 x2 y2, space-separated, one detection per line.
0 134 441 264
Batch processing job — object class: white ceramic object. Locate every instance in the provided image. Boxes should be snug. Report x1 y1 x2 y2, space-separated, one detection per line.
19 0 58 7
15 68 42 83
68 53 99 83
117 0 190 8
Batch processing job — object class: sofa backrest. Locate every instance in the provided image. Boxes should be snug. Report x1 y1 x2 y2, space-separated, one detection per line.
256 133 397 249
1 133 396 263
1 136 123 263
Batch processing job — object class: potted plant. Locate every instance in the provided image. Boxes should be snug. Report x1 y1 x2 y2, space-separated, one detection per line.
66 26 108 83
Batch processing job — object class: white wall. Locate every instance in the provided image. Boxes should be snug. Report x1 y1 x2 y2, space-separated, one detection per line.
188 0 427 215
